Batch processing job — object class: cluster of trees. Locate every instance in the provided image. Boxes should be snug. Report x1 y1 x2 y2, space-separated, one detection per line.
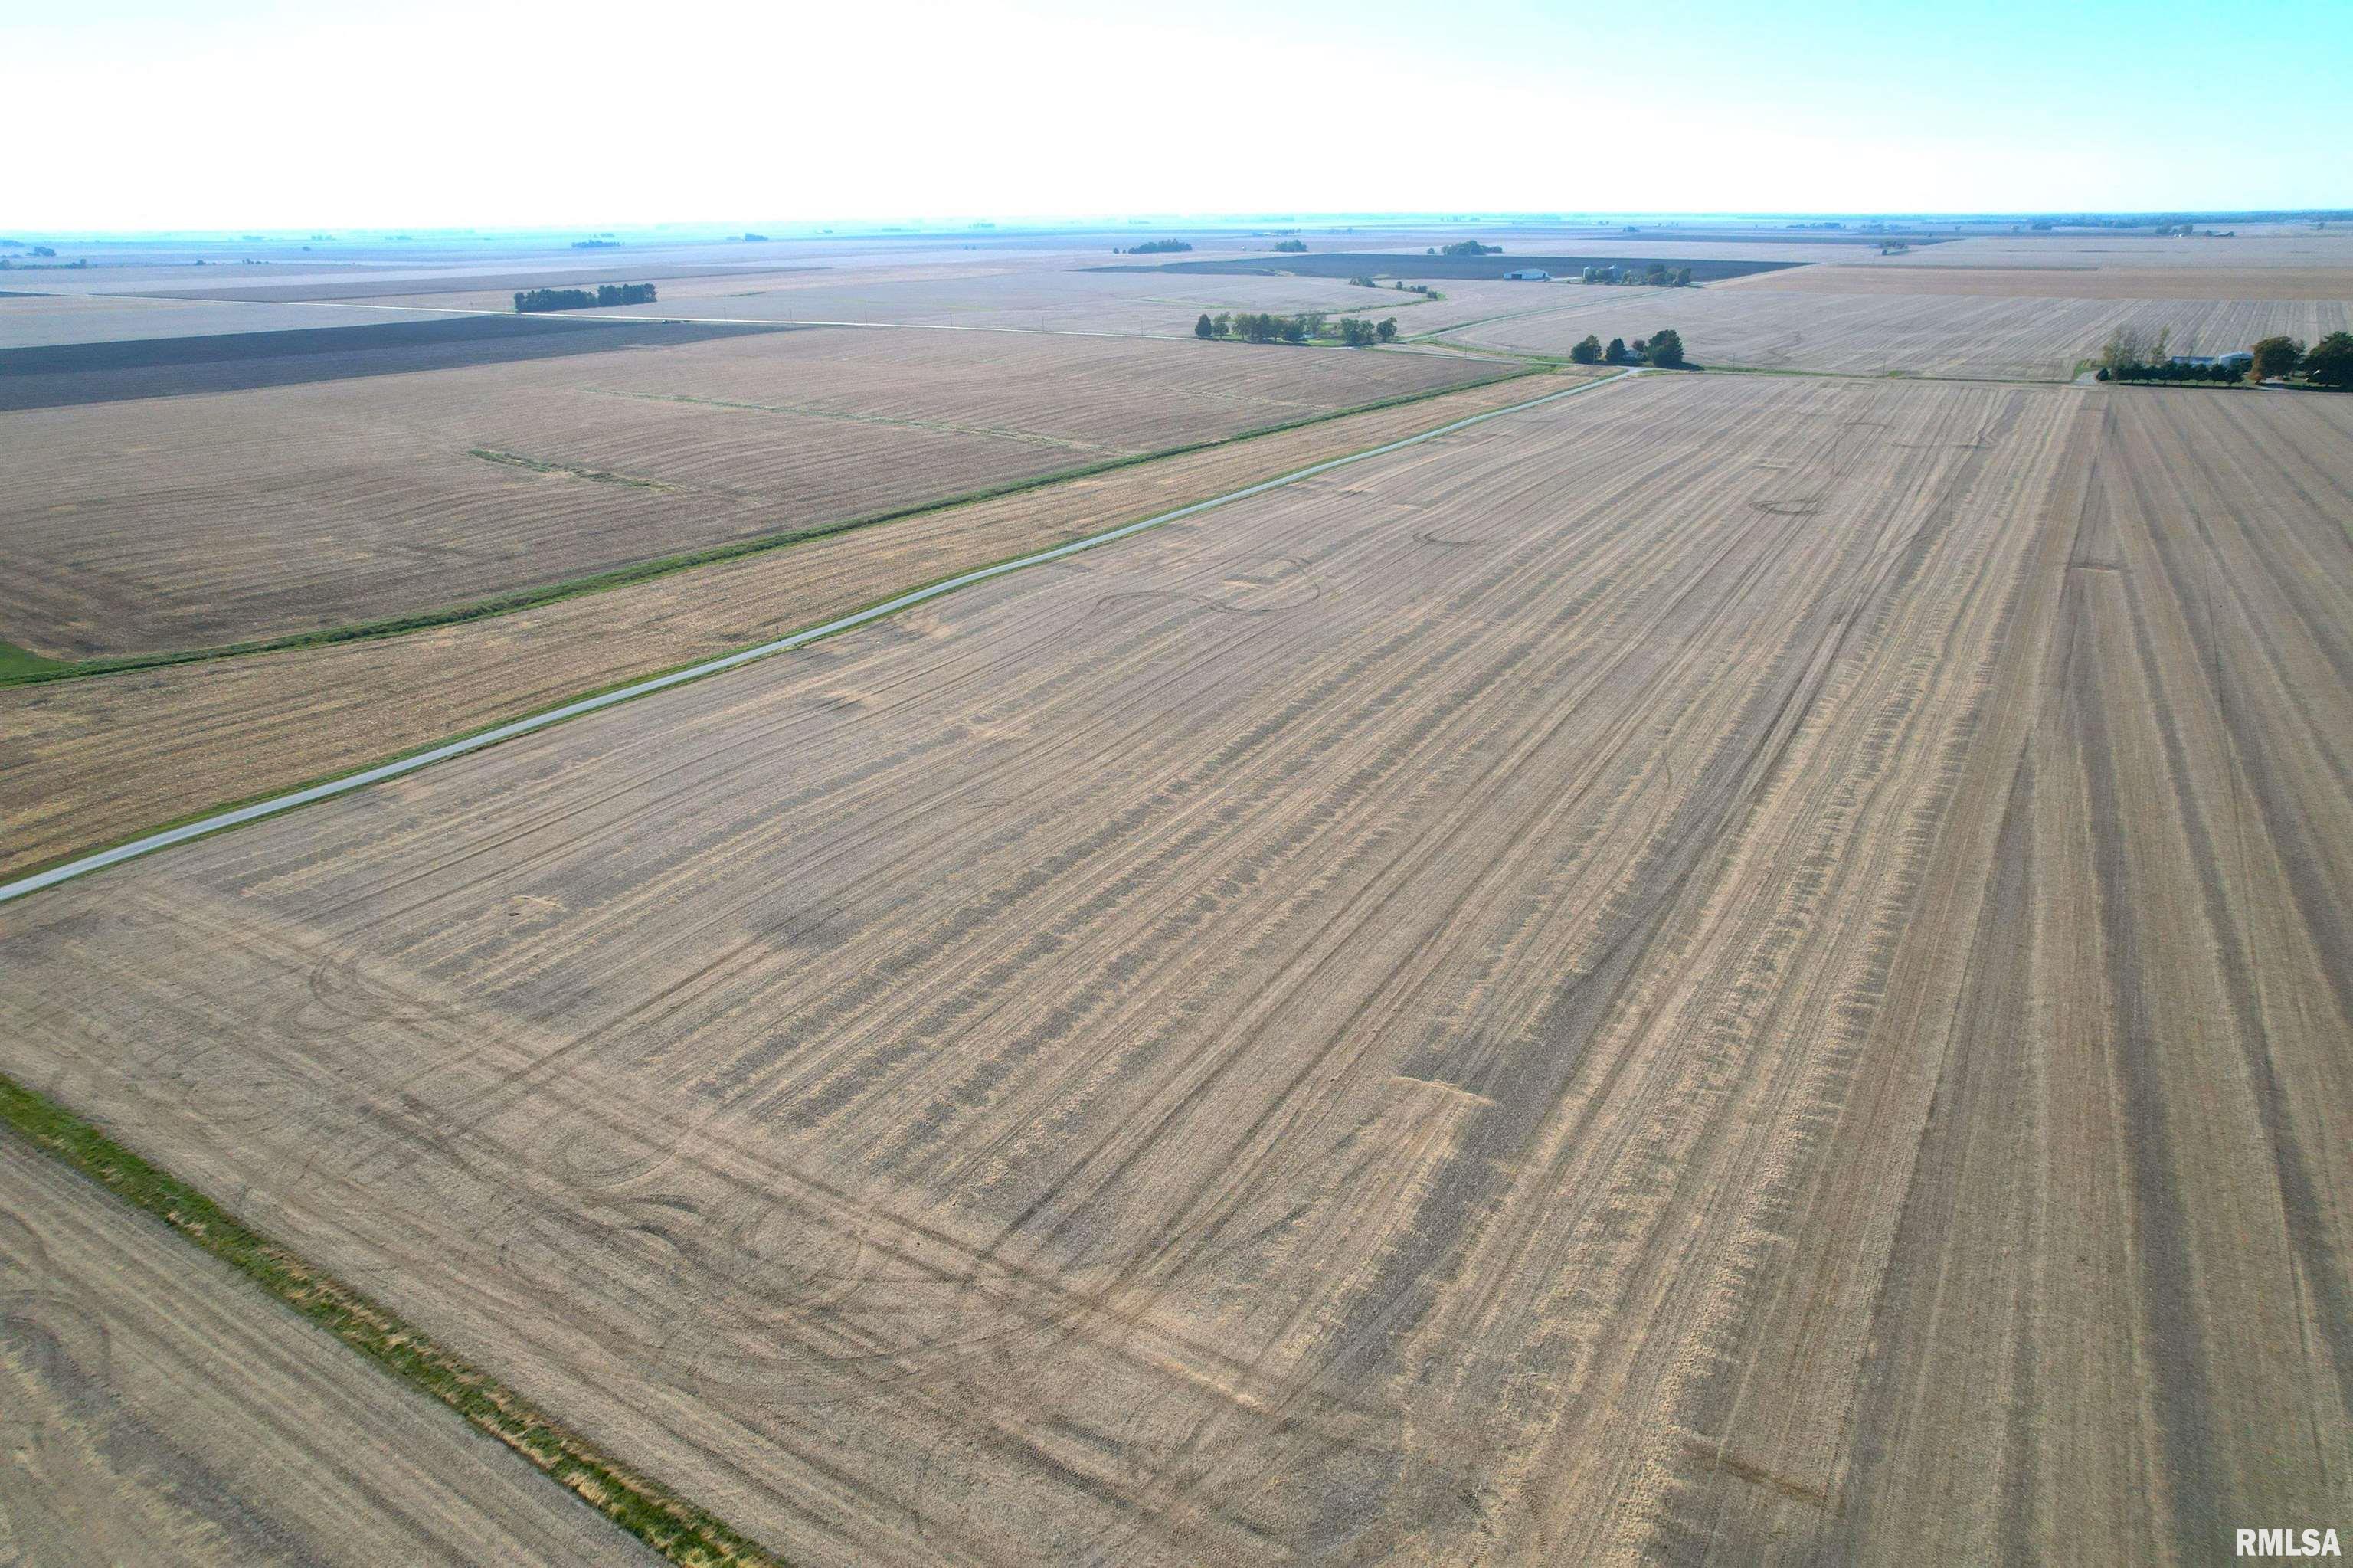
2248 331 2353 386
2095 327 2351 388
1579 264 1691 287
1569 329 1686 368
1431 241 1501 257
515 283 658 313
1195 311 1396 345
571 237 620 250
2300 332 2353 386
1271 239 1309 253
1119 239 1192 254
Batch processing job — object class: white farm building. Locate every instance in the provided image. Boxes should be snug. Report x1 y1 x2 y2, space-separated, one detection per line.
1503 268 1552 281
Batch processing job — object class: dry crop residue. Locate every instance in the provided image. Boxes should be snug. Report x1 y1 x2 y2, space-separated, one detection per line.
0 374 2344 1563
0 374 1568 881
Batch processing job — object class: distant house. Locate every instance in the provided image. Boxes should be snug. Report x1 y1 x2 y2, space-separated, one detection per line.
1503 268 1551 281
2170 352 2254 369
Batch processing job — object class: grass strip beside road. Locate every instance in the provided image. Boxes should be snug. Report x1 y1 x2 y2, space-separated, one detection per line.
0 1074 787 1568
0 369 1530 686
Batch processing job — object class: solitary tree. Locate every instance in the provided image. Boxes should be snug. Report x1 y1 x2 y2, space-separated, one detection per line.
2301 330 2353 387
1195 313 1215 339
2250 335 2304 381
1646 329 1687 368
1604 336 1631 365
1376 317 1397 343
1570 333 1602 364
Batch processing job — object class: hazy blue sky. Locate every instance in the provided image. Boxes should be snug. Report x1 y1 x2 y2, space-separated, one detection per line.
5 0 2345 229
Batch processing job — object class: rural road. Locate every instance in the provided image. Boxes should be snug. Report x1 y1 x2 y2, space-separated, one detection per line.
0 368 1639 908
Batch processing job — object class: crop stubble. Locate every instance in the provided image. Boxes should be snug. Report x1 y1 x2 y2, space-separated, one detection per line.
0 372 1566 881
0 1135 656 1565
0 374 2345 1563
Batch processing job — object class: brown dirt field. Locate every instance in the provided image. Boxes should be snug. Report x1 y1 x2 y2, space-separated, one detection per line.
0 326 1497 659
5 372 2342 1563
1442 287 2351 380
0 1134 654 1565
1723 263 2353 301
0 372 1567 881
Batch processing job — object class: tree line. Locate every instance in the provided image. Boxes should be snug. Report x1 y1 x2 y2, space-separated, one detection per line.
515 283 658 313
1568 329 1686 368
1195 311 1397 345
1579 264 1692 287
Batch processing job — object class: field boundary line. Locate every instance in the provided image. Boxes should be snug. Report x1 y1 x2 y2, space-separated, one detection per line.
0 1078 789 1566
0 370 1638 906
2 370 1528 686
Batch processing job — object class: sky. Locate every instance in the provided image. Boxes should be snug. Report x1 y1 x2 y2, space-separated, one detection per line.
5 0 2347 231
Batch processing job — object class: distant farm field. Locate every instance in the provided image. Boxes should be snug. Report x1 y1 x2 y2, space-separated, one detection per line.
1099 250 1804 282
6 372 2340 1562
1442 286 2351 378
0 327 1499 658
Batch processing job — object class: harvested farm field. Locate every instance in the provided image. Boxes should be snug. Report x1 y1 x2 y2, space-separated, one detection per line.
1720 261 2353 301
0 371 1581 882
0 326 1501 658
0 1136 656 1566
1439 286 2352 379
1102 250 1804 282
443 264 1489 336
5 369 2345 1564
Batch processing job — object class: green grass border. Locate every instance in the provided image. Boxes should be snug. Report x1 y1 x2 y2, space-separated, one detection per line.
0 1074 787 1567
0 640 73 679
2 368 1532 688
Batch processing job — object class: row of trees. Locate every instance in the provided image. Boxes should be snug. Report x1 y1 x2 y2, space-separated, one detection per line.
2098 361 2242 383
1432 240 1501 257
1195 311 1397 345
1118 239 1192 254
1579 264 1691 287
514 283 657 313
1568 329 1686 368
